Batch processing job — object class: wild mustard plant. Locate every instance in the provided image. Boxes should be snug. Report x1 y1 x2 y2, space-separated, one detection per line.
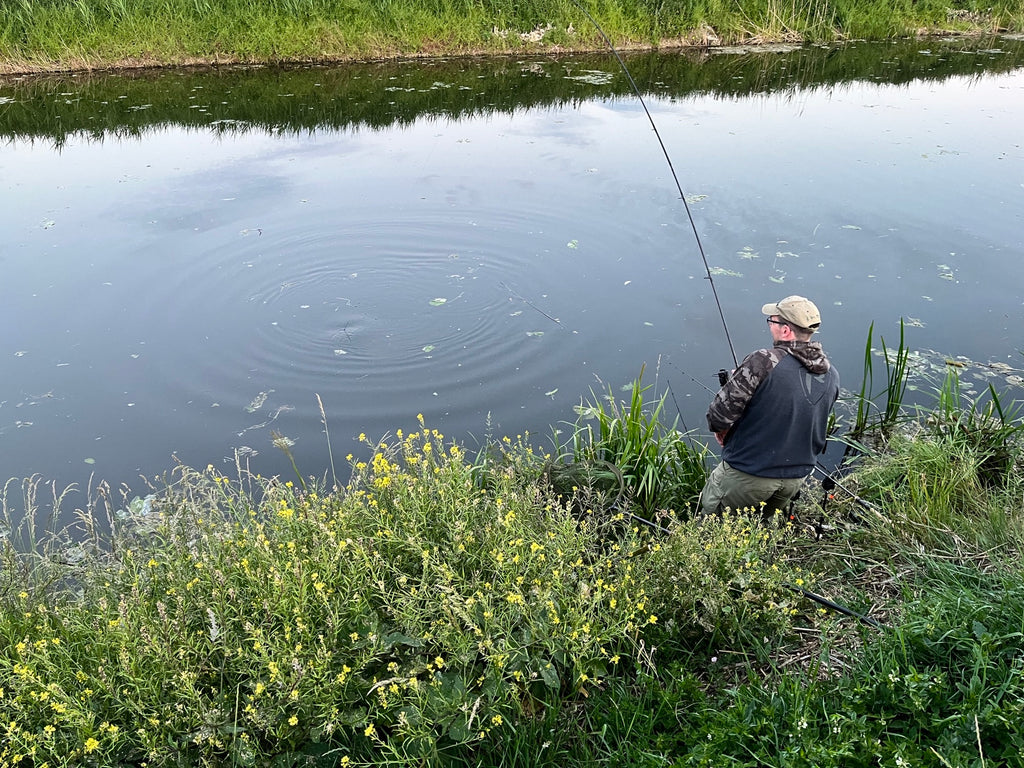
639 508 802 651
0 418 667 765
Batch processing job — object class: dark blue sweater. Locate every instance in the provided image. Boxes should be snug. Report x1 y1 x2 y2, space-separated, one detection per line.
722 353 839 478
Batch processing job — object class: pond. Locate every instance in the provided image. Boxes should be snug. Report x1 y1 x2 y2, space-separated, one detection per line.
2 37 1024 512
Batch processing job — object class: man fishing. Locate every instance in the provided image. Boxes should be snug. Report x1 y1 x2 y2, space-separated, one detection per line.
700 295 840 516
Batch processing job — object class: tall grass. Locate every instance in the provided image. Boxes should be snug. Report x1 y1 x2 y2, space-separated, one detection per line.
849 319 911 441
1 0 1021 73
559 364 709 518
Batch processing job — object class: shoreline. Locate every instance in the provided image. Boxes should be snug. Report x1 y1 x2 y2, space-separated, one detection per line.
1 28 1016 78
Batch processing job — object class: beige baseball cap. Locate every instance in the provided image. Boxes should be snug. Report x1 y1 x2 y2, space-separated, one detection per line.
761 295 821 331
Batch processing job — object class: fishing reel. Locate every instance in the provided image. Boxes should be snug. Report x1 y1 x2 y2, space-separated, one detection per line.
717 368 729 387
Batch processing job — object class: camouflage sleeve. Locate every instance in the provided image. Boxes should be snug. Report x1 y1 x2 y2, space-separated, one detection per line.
706 348 785 433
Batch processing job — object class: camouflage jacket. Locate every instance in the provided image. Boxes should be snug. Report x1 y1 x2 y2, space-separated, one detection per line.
706 340 834 435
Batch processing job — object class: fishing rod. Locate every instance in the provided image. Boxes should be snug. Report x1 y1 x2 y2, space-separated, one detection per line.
564 6 886 628
567 0 738 369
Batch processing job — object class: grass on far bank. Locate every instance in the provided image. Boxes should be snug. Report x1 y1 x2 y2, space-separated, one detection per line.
1 0 1022 74
3 346 1024 766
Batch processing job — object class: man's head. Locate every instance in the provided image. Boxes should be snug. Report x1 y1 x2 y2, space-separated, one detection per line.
761 295 821 340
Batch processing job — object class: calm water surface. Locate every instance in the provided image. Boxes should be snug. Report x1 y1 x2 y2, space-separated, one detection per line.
1 39 1023 510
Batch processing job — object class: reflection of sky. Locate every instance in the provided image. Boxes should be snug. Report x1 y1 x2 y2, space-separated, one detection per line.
1 65 1023 498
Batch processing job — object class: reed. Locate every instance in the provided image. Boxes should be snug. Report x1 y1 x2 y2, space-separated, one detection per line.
559 364 710 517
848 318 911 442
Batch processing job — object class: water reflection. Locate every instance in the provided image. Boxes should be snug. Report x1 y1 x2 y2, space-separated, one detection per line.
1 38 1023 509
3 37 1024 144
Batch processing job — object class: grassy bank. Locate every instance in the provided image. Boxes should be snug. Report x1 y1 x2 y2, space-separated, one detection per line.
2 356 1024 766
1 0 1022 74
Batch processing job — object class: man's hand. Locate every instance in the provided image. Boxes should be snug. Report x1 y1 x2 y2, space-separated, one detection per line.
715 429 729 446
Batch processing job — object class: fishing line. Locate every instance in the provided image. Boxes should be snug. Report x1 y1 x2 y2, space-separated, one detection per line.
563 10 886 630
567 0 738 368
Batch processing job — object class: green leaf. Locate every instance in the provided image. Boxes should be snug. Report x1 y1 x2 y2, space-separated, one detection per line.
540 662 560 690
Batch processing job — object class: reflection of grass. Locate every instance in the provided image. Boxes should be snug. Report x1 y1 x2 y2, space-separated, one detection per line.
6 38 1024 146
3 358 1024 765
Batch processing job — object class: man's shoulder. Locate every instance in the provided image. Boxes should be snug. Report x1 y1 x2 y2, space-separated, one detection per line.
740 346 789 373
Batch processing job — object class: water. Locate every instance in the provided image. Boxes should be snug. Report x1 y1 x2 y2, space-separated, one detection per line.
1 38 1023 507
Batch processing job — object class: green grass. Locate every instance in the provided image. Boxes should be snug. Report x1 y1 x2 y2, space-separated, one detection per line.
1 0 1022 73
3 359 1024 766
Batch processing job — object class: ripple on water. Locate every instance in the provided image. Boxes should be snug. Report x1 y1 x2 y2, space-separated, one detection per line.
142 200 577 420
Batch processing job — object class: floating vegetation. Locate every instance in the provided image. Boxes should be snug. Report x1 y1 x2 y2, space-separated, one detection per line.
841 224 862 230
564 70 615 85
422 345 435 353
769 275 785 284
685 194 708 203
429 297 447 306
937 264 955 280
737 246 759 260
567 239 579 249
526 331 544 337
245 390 272 413
709 267 743 277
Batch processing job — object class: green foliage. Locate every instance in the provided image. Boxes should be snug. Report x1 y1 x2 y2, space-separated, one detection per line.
0 413 795 766
4 343 1024 765
1 0 1022 73
848 318 910 440
641 509 802 651
678 562 1024 767
562 365 710 517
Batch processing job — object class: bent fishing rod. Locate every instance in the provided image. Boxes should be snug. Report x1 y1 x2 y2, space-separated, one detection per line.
567 0 739 369
565 6 885 628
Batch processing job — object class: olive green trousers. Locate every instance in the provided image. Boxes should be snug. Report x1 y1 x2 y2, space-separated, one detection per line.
699 461 805 516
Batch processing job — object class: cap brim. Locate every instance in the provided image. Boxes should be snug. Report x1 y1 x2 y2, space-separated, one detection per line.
761 303 779 316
